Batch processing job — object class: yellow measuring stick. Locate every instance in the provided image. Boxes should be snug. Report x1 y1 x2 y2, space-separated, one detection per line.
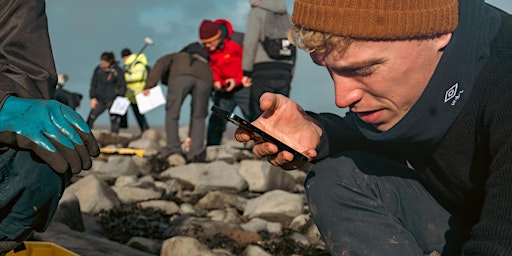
100 148 145 157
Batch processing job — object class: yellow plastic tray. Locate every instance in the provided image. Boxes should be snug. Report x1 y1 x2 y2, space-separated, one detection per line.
6 242 78 256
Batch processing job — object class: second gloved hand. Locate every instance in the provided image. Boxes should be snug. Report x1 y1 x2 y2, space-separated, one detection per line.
0 95 100 173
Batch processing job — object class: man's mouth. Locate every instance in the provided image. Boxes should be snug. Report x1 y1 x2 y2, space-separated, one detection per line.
356 110 382 124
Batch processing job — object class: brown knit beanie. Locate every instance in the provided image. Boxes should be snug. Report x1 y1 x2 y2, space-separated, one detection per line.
292 0 458 40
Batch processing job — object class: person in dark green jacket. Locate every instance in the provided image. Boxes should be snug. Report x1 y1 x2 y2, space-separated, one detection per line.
235 0 512 255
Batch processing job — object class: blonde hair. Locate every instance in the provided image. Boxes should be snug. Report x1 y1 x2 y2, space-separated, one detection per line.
288 24 353 58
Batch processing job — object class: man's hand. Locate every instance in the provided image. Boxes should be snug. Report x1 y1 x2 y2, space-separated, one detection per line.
225 78 236 92
235 93 322 170
0 96 100 174
90 98 98 109
213 81 223 91
242 76 252 87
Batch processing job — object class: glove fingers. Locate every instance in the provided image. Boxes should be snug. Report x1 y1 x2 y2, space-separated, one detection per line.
61 106 100 157
47 135 83 174
43 113 94 172
73 133 94 171
50 104 99 169
49 105 85 147
78 128 100 158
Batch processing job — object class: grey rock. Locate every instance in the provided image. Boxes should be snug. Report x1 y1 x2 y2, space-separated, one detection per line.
65 174 121 214
126 236 162 255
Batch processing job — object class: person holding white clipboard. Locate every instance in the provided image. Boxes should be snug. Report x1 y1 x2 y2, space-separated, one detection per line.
143 42 212 163
86 51 126 134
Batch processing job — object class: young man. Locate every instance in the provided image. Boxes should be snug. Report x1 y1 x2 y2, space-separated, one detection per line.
235 0 512 255
0 0 99 253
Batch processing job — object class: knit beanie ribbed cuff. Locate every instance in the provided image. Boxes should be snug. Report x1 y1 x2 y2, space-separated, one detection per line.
292 0 459 40
201 31 221 43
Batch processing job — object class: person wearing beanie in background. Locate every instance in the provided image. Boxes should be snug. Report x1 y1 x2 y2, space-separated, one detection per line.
143 42 213 162
199 19 252 146
243 0 296 121
235 0 512 255
87 51 126 134
120 48 150 133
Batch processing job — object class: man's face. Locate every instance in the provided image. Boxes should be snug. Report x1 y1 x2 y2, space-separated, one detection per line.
203 38 221 52
312 35 450 131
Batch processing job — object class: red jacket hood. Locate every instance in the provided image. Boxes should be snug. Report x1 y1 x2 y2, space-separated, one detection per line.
213 19 234 39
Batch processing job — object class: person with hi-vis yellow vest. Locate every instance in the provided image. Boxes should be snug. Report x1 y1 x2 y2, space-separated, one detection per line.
120 48 150 133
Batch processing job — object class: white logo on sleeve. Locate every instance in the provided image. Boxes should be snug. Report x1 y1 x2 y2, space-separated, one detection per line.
444 83 464 106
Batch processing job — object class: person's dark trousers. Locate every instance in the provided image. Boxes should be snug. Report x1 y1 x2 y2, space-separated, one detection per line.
249 69 292 121
130 103 149 133
86 100 120 134
163 75 211 161
119 113 128 128
206 86 251 146
305 151 469 256
0 149 69 246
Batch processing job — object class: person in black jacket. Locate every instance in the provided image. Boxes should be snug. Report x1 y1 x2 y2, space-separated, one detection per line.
86 51 127 134
235 0 512 255
0 0 99 253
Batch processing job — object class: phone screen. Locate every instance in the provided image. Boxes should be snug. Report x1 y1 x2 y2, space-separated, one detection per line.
211 105 308 162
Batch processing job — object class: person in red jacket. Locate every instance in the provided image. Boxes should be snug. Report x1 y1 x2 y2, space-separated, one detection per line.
199 19 251 146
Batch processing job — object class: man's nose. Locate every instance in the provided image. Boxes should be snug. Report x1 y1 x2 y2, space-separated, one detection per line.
333 76 363 108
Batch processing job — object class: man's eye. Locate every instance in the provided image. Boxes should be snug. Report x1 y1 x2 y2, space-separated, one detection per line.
335 67 373 77
355 68 374 77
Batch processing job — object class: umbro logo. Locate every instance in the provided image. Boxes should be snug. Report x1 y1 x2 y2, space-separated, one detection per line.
444 83 464 106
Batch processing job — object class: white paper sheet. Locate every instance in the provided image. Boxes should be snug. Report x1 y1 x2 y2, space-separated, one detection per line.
109 96 131 115
135 85 166 114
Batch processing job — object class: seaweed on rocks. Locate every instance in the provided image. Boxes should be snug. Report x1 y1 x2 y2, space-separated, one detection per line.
258 229 331 256
97 203 171 244
146 155 170 174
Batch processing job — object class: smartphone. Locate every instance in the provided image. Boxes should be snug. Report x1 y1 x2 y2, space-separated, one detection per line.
211 105 309 162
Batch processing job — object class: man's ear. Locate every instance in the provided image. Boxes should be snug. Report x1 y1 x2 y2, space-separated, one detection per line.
436 33 452 51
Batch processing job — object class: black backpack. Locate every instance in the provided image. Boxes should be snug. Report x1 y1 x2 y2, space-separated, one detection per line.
260 9 296 60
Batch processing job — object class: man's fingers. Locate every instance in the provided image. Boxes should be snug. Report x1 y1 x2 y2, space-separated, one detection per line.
234 128 251 142
259 92 278 113
253 141 279 159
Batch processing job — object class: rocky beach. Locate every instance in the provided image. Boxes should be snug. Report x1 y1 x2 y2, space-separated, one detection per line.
23 126 330 256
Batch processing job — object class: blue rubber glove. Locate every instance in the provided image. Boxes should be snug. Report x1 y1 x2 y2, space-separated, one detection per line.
0 95 100 173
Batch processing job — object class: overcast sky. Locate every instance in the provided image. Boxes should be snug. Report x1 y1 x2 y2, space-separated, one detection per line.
45 0 512 127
